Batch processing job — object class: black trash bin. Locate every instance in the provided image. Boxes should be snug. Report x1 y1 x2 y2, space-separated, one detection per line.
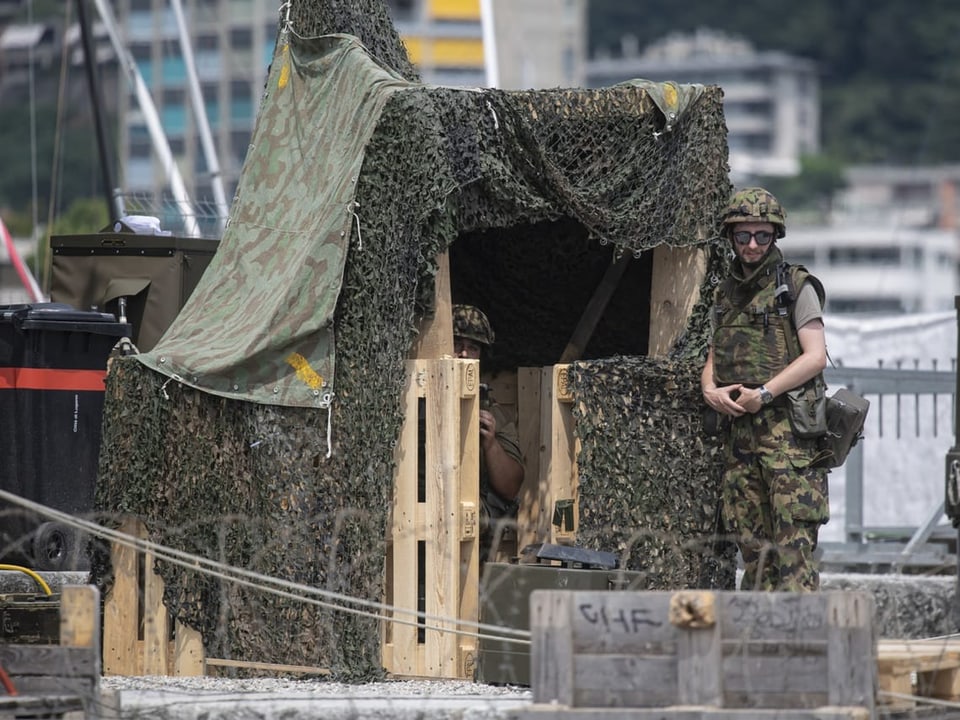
0 303 129 570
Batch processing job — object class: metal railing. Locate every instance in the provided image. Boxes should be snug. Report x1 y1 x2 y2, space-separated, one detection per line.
822 363 958 571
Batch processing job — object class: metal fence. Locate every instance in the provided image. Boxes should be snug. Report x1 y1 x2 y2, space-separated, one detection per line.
821 363 958 571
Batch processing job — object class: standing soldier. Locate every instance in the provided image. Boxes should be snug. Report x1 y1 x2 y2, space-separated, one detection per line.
700 188 829 591
452 304 525 564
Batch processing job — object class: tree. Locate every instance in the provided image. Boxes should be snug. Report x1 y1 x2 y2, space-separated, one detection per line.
757 155 846 219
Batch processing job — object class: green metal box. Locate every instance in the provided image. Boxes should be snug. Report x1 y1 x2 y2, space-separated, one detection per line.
477 561 641 686
50 231 218 352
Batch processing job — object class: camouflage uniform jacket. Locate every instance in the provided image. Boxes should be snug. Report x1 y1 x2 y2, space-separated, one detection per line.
712 247 825 387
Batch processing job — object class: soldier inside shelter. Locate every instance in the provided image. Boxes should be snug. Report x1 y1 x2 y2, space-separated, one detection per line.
700 187 830 592
452 304 525 565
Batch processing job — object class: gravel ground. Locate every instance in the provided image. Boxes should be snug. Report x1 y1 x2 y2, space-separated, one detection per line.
98 677 533 719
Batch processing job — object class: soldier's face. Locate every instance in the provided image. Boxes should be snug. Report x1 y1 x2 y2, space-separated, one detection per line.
731 221 776 266
454 336 483 359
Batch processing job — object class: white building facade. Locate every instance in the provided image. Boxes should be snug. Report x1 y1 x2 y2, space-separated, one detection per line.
587 29 820 180
388 0 586 90
117 0 277 232
783 225 960 315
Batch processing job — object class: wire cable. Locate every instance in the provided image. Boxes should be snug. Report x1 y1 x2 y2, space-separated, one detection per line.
0 489 530 646
0 564 53 596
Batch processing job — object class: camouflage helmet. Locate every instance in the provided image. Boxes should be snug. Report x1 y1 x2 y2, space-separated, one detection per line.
722 187 787 239
452 304 495 346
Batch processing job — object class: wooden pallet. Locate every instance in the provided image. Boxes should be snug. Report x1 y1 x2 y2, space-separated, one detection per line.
516 364 580 551
383 357 481 680
519 589 876 719
102 518 205 677
0 585 100 719
877 639 960 711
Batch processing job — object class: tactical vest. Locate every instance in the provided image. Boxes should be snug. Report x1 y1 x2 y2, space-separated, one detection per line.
712 260 824 387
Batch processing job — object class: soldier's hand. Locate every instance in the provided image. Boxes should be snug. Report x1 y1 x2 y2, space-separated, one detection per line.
479 409 497 449
703 383 746 417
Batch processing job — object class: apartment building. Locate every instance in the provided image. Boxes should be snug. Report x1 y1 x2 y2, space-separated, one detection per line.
587 28 819 180
387 0 586 89
783 224 960 315
116 0 584 233
836 165 960 232
118 0 277 231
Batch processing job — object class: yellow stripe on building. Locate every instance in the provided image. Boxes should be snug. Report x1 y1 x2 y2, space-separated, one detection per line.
426 0 480 21
403 36 485 68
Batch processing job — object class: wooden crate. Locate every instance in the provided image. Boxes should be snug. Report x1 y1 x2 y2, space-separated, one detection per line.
877 639 960 711
383 357 481 679
520 589 876 719
0 585 100 718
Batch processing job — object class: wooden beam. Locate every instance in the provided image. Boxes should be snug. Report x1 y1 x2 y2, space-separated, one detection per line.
103 518 142 676
559 252 632 363
205 658 330 675
648 244 705 357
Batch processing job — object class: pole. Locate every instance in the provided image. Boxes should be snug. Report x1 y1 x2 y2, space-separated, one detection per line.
170 0 229 232
479 0 499 88
76 0 120 223
92 0 201 237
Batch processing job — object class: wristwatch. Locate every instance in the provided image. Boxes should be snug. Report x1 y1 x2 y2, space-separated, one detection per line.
758 385 774 406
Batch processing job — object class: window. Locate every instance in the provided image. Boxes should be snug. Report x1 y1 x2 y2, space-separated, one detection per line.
196 35 219 52
162 88 185 106
827 246 900 265
131 43 151 61
389 0 416 20
829 298 903 314
230 27 253 49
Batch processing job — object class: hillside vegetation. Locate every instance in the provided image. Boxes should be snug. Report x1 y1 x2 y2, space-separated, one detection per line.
589 0 960 166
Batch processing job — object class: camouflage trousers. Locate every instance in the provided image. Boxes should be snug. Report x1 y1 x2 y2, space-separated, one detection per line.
721 405 829 592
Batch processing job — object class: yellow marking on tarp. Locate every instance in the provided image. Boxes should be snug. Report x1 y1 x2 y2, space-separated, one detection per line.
286 352 324 390
663 83 678 109
278 44 290 88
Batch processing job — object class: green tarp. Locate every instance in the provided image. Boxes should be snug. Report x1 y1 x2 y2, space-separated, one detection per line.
137 35 413 408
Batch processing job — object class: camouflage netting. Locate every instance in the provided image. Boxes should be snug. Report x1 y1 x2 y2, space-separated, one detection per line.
569 356 737 590
94 0 733 680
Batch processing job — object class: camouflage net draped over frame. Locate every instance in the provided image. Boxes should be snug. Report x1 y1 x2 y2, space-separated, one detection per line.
570 357 737 590
95 0 732 681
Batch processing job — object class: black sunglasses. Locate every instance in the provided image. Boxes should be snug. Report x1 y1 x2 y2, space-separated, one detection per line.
732 230 775 246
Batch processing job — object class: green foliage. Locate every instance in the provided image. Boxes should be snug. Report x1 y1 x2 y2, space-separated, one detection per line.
27 197 111 273
0 98 109 217
756 155 847 216
1 207 34 237
49 197 109 237
589 0 960 164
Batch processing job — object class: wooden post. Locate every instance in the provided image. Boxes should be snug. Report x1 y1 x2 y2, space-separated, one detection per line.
673 591 722 706
827 592 877 713
648 245 705 357
103 518 141 675
142 546 169 675
60 585 100 656
530 589 575 706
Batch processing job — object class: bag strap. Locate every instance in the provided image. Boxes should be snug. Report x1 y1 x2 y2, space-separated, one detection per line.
776 261 831 366
775 262 803 361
